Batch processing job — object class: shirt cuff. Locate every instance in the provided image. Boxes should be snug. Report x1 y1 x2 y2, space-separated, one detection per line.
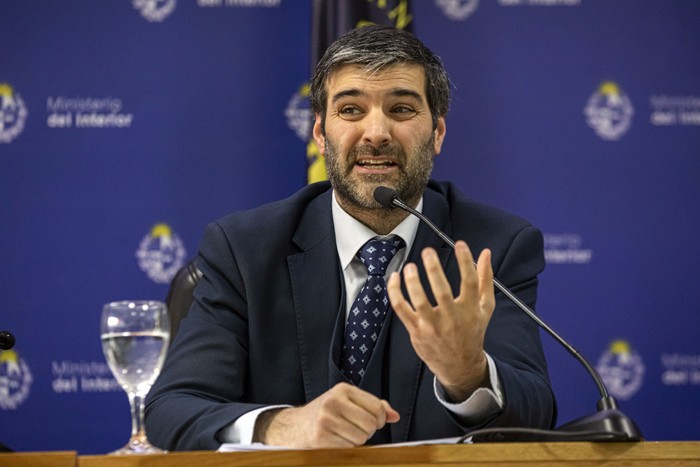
434 352 504 421
218 405 291 445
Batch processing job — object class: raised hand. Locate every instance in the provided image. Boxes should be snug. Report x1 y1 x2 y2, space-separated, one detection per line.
387 240 496 401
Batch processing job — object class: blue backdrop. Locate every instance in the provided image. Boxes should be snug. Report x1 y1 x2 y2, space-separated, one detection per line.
1 0 699 454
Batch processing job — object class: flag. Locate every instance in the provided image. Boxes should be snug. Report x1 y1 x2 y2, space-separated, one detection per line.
307 0 414 184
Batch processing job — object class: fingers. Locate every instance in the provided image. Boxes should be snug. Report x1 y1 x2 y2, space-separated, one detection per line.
387 271 416 329
344 385 392 432
310 384 399 447
456 242 495 315
420 247 453 311
390 241 493 313
476 248 496 316
389 247 451 323
382 399 401 424
455 240 478 301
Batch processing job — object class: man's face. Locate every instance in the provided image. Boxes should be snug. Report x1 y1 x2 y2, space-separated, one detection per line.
313 63 446 211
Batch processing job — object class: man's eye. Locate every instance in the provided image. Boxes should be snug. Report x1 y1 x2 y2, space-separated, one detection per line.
392 105 415 114
339 106 361 115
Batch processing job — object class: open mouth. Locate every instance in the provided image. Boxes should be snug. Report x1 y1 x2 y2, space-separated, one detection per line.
356 159 397 169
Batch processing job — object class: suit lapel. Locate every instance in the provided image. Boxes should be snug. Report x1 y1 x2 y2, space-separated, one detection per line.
287 190 342 402
389 188 454 442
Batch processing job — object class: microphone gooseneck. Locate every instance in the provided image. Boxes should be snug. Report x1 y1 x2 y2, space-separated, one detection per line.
373 185 643 442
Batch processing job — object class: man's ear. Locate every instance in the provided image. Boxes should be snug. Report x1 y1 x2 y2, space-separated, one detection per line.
312 114 325 155
433 116 446 155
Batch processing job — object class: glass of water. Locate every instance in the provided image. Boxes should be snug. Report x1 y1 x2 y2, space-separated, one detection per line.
101 300 170 455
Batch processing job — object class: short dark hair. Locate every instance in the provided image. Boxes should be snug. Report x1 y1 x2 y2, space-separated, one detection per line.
310 25 450 128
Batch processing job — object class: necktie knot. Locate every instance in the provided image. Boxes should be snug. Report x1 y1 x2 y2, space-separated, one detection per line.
358 236 405 277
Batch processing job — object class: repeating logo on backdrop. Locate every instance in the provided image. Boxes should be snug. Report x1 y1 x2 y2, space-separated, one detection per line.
435 0 480 21
0 83 28 143
136 223 186 284
596 340 645 400
584 81 634 141
133 0 177 22
285 83 312 142
0 350 33 410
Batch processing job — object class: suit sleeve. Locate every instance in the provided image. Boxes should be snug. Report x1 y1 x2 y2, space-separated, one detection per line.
144 221 266 451
473 224 557 432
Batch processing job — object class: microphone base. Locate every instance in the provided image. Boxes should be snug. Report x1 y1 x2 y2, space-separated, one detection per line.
470 409 644 443
555 409 644 441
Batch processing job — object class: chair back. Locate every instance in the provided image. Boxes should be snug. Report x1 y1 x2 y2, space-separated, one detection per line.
165 259 202 340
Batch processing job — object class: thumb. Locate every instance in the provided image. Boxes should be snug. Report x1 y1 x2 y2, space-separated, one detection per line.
382 400 401 424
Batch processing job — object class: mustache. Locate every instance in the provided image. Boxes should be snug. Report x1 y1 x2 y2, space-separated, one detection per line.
349 143 405 160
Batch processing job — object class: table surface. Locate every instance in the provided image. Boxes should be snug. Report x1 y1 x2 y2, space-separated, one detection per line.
0 441 687 467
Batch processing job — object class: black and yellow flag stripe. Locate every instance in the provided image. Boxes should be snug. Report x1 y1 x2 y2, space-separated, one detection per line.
307 0 414 184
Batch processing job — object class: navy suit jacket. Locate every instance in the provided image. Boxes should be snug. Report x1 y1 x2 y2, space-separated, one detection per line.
145 180 556 450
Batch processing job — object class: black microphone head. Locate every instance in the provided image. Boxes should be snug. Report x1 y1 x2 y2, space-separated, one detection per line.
0 331 15 350
373 186 398 208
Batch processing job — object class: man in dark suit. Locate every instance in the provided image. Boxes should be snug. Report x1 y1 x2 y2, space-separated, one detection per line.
145 25 556 451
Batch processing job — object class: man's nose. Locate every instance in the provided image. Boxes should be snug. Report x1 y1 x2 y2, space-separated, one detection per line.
362 109 392 146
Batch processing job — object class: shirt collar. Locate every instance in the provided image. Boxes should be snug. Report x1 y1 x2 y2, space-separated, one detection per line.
332 190 422 270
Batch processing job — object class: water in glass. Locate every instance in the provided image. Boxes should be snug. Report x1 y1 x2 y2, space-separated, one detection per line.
101 300 170 455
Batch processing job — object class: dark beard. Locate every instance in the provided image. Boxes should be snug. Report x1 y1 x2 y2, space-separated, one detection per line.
324 135 435 211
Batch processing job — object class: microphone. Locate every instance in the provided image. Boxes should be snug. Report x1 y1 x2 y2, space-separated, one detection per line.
0 330 15 350
373 186 643 442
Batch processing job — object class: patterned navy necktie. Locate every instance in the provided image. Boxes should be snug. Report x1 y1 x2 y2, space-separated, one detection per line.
340 235 405 385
